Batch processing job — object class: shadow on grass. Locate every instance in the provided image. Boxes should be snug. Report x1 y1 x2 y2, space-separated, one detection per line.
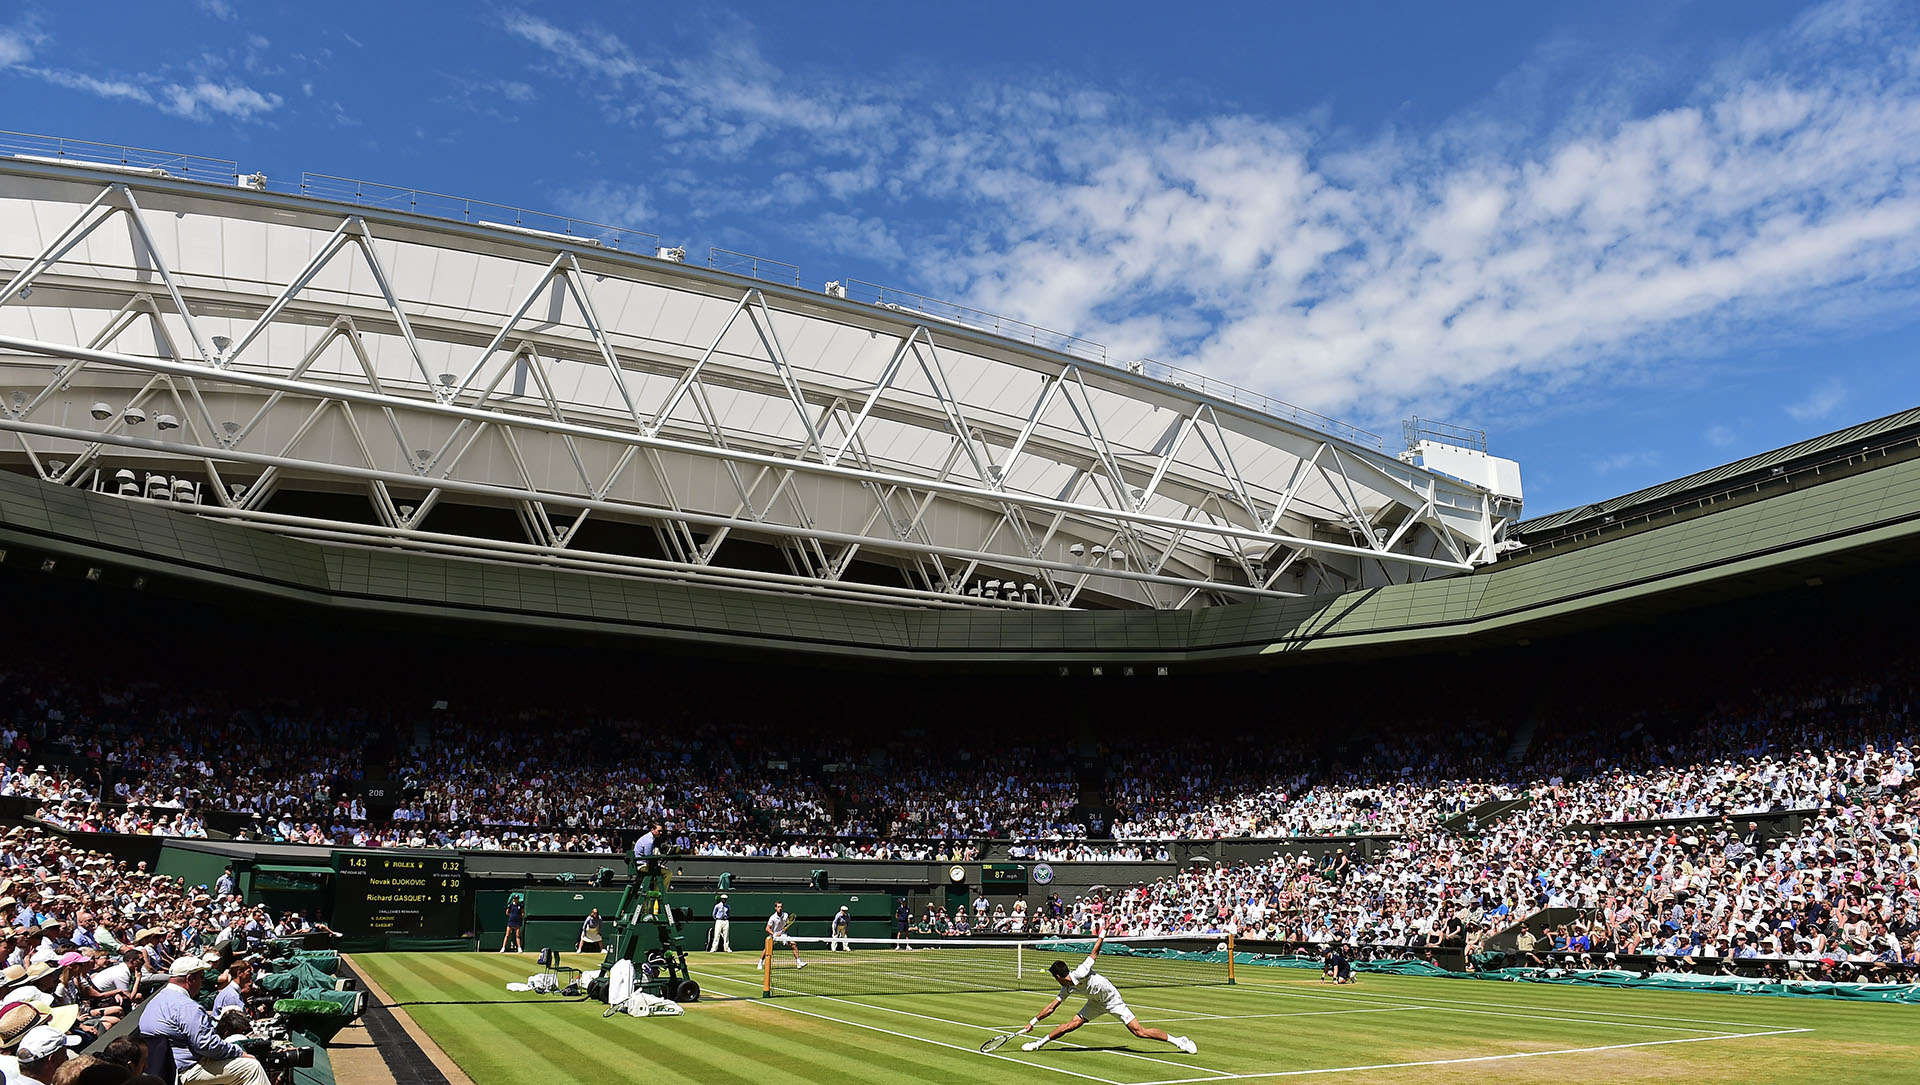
384 996 594 1007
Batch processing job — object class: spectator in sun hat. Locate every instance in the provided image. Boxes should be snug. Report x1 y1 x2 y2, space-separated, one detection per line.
0 997 79 1047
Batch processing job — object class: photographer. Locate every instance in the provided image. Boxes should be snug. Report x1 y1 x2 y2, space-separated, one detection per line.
212 961 252 1016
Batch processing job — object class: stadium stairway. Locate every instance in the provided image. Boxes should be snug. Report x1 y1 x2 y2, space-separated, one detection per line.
1439 797 1530 836
1485 906 1589 951
1504 719 1537 763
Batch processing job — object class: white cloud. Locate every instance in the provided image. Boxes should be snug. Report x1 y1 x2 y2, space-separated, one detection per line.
0 27 32 68
156 80 281 120
27 60 281 122
555 181 654 232
1591 449 1660 475
500 12 641 82
1705 424 1738 448
521 1 1920 427
1784 380 1847 422
34 68 154 107
194 0 236 21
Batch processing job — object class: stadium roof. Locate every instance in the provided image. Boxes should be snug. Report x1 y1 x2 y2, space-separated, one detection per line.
4 424 1915 669
1513 406 1920 542
0 149 1511 612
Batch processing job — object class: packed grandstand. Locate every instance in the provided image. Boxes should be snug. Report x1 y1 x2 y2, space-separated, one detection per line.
2 571 1914 1023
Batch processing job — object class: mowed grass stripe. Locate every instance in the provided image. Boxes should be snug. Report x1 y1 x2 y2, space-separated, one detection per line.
689 966 1151 1083
671 1005 965 1084
380 955 653 1084
379 952 995 1085
358 953 1920 1084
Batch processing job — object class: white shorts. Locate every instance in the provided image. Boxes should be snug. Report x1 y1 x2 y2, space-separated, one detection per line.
1076 990 1133 1024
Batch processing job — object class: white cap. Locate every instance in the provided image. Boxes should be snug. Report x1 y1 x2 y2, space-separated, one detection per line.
169 956 210 977
18 1025 72 1060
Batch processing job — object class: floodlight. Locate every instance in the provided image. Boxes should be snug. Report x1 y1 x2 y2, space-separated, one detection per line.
1068 543 1085 557
114 469 137 496
90 402 113 421
121 406 146 426
155 413 180 431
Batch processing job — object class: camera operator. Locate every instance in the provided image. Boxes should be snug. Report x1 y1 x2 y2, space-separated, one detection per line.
137 957 268 1085
212 961 252 1017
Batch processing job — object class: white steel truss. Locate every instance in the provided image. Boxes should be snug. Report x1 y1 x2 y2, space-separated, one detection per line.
0 163 1515 611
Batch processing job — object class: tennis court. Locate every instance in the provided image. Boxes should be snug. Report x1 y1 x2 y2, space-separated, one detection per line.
353 949 1920 1083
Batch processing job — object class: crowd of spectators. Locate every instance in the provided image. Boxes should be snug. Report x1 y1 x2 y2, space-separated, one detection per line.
0 823 318 1082
1075 674 1919 979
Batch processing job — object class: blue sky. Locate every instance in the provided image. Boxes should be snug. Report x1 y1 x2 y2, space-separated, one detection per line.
6 0 1920 514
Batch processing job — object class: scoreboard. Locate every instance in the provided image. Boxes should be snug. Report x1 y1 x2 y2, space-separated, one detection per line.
332 853 464 936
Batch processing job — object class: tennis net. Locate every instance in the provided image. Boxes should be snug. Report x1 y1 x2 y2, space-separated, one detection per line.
750 934 1235 998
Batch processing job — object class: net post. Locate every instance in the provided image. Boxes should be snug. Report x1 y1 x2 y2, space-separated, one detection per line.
1227 930 1236 985
761 937 773 997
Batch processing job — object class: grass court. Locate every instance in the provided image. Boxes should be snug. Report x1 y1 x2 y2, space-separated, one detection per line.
352 949 1920 1083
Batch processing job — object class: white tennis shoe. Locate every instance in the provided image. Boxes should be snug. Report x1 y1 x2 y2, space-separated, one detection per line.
1172 1036 1197 1054
1021 1040 1045 1052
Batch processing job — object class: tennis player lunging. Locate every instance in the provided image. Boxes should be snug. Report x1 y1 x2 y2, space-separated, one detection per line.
1021 933 1196 1053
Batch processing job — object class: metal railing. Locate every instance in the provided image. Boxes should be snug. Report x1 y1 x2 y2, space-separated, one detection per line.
843 279 1110 363
297 172 660 252
0 130 237 182
838 281 1382 448
1128 358 1385 450
1404 416 1487 453
709 246 800 286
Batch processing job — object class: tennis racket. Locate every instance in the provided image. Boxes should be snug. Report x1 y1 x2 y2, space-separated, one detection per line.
979 1032 1015 1053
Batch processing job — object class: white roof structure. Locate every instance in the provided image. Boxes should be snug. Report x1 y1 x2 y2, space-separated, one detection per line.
0 142 1519 612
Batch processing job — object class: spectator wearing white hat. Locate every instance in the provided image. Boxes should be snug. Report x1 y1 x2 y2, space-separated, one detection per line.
137 956 267 1085
13 1024 74 1083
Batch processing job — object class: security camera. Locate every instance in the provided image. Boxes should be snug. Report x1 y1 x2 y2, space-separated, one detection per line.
90 402 113 421
155 414 180 431
122 406 146 426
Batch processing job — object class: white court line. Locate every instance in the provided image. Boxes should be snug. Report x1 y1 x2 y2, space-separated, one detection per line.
1125 999 1229 1020
1077 1007 1429 1027
1216 982 1754 1034
1220 974 1790 1031
1124 1028 1815 1083
687 967 1128 1085
695 967 1231 1078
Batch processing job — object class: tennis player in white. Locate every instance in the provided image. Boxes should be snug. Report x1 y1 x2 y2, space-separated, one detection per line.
1021 933 1195 1053
767 901 806 969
